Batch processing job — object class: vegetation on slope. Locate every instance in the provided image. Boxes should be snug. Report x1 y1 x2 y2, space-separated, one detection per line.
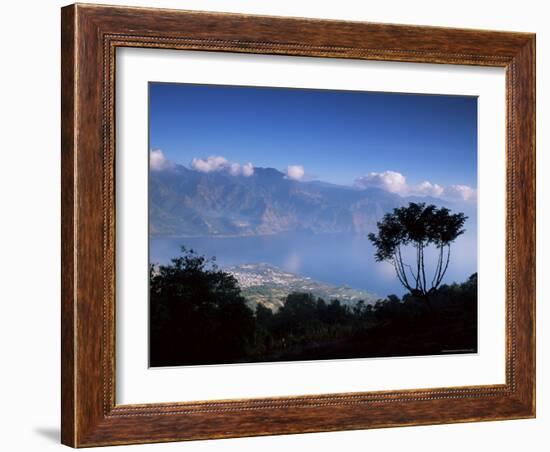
150 248 477 367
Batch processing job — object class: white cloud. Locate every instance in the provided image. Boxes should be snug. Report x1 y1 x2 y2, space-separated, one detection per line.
416 181 445 197
286 165 305 181
242 162 254 177
191 155 228 173
190 155 254 177
444 184 477 201
355 170 475 202
228 162 241 176
150 149 175 171
354 170 407 194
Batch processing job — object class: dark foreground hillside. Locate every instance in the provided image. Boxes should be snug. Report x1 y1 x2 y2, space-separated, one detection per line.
149 248 477 367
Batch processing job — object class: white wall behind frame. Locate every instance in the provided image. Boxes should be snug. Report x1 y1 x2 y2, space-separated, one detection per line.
1 1 546 452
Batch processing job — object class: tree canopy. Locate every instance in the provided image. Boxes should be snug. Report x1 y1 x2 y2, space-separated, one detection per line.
149 247 255 366
368 202 467 298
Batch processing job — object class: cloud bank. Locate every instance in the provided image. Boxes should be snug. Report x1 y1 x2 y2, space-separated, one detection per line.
152 151 474 202
286 165 305 181
444 184 477 201
150 149 175 171
354 170 407 194
355 170 475 202
191 155 255 177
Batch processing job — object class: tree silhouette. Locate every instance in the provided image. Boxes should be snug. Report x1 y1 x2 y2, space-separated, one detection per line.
368 202 467 299
149 247 255 366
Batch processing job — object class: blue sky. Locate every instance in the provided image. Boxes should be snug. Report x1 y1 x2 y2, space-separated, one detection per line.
149 82 477 194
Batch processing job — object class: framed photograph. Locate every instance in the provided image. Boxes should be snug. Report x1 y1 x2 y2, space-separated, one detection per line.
61 3 536 447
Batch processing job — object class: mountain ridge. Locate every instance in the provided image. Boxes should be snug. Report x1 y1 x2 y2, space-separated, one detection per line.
150 164 461 238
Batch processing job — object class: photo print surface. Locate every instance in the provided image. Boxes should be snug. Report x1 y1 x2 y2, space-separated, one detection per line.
148 82 478 367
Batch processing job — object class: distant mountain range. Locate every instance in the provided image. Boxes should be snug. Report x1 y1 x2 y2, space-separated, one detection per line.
150 165 460 237
224 263 378 311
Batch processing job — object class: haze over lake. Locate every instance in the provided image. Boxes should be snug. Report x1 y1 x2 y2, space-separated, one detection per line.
150 229 476 298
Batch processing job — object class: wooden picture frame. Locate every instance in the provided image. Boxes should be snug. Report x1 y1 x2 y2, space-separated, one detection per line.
61 3 535 447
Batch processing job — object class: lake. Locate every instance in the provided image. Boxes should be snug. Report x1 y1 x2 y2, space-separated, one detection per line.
150 230 477 298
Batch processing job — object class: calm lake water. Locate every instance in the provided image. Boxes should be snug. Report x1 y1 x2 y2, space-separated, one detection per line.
150 231 476 298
